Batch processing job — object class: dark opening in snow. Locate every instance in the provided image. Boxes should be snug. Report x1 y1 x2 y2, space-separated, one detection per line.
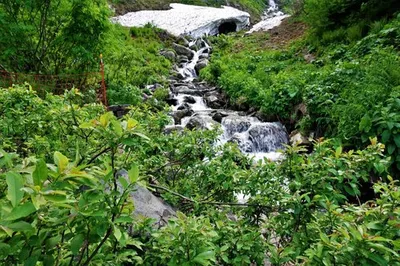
218 21 237 34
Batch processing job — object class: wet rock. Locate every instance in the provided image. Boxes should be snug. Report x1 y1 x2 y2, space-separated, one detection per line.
205 92 226 109
177 36 190 47
160 50 176 61
164 125 184 134
184 95 196 104
173 109 193 124
166 96 178 106
195 59 209 74
222 115 254 136
177 103 191 111
178 55 189 64
172 43 194 60
212 111 229 123
108 104 131 118
228 133 253 152
186 115 217 130
171 70 185 80
173 85 201 96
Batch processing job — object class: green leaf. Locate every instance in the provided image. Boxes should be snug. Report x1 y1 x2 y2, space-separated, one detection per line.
359 114 372 132
128 164 139 184
114 227 122 241
0 243 11 258
381 130 391 143
335 146 342 158
111 120 123 137
374 163 385 174
33 159 48 187
132 132 150 141
6 172 24 207
6 221 34 231
367 253 388 266
24 256 39 266
388 144 396 155
394 134 400 148
5 202 36 221
71 234 84 255
192 251 215 265
54 152 69 173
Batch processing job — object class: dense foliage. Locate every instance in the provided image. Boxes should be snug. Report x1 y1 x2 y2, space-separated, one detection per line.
1 0 400 265
1 86 399 265
202 11 400 172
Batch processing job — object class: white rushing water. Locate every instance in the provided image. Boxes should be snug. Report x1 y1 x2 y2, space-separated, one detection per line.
247 0 289 34
178 40 210 82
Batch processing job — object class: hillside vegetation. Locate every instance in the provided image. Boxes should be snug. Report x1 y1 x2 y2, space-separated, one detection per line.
1 0 400 265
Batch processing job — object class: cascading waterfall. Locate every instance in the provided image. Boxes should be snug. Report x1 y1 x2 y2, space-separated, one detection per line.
247 0 289 34
167 1 289 162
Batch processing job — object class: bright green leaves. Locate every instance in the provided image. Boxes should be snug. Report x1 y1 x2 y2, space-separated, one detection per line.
33 159 48 187
5 202 36 221
6 172 24 207
54 151 69 173
359 114 372 132
70 234 85 255
128 164 139 184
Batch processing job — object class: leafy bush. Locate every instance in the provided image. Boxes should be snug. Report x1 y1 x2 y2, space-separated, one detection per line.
107 82 143 105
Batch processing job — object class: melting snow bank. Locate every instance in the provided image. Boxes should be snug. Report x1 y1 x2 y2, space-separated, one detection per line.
112 3 250 38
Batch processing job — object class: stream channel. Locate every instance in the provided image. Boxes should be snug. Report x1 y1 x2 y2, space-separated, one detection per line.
166 35 288 162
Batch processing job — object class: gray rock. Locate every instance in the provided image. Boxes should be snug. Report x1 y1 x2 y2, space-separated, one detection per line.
172 43 195 60
178 36 190 47
199 53 209 60
184 96 196 104
178 55 189 64
289 131 311 146
160 50 176 61
117 170 176 227
205 93 226 109
164 125 184 134
108 104 131 118
171 70 185 80
195 59 209 74
186 115 217 130
173 109 193 124
173 85 201 96
177 103 191 111
212 111 229 123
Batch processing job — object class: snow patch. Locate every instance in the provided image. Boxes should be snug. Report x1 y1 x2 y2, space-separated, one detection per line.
112 3 250 38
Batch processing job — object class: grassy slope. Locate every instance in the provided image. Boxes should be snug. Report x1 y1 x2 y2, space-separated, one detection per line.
201 15 400 172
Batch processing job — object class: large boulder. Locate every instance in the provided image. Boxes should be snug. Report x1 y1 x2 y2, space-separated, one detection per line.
195 59 209 74
160 50 176 61
173 108 193 124
172 43 194 60
186 115 217 130
108 104 131 118
173 85 201 96
117 170 176 227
